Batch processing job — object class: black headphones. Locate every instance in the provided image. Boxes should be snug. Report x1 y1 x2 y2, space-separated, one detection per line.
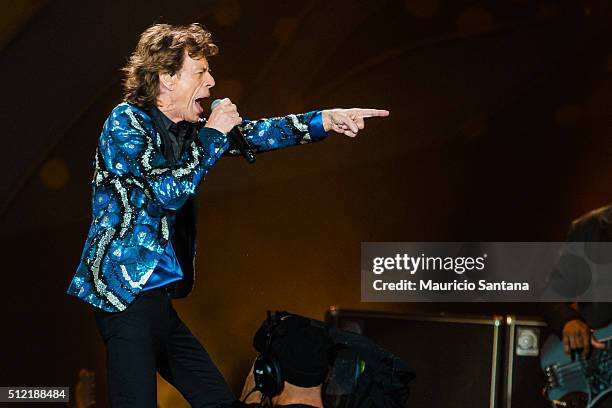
252 311 293 397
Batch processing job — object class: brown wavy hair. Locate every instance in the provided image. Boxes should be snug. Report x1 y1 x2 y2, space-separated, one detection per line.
122 23 218 108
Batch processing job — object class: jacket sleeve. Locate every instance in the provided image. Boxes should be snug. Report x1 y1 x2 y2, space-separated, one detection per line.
99 105 229 210
225 110 328 155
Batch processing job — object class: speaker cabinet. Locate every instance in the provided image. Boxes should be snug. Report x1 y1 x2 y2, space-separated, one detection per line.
326 308 504 408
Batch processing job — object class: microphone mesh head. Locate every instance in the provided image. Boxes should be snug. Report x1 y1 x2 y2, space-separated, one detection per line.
210 99 223 110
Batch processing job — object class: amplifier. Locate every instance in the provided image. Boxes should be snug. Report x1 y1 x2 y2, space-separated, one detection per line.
326 308 504 408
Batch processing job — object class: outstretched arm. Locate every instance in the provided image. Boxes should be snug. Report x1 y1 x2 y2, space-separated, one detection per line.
206 99 390 154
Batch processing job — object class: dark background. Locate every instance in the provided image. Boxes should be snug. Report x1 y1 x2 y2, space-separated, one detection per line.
1 0 612 406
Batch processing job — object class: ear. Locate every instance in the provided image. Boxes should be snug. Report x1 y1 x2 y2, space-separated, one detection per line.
159 71 176 91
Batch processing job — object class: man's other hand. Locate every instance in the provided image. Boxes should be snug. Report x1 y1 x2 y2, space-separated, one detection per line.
562 319 605 358
322 108 389 137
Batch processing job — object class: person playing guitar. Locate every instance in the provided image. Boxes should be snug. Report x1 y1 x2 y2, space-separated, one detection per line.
540 204 612 407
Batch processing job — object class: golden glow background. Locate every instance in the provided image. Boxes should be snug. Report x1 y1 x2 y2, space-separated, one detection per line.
1 0 612 406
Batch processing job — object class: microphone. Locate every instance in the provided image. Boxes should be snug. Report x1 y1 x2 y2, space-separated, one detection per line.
210 99 256 164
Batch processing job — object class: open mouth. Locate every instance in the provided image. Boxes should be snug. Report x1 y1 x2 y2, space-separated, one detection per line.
194 97 206 113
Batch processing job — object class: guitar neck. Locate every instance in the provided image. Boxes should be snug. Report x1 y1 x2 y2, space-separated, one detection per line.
594 324 612 342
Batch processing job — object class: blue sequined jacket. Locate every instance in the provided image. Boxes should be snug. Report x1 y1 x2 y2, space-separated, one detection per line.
67 102 327 312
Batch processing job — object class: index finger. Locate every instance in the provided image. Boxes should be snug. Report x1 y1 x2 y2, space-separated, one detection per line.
353 109 390 118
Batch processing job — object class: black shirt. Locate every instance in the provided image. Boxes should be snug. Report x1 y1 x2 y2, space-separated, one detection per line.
148 107 197 164
145 106 200 298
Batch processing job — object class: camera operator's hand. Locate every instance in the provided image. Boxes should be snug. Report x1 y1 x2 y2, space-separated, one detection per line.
562 319 605 358
205 98 242 135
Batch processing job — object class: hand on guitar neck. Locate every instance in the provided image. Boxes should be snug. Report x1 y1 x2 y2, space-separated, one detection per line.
541 322 612 406
562 319 606 358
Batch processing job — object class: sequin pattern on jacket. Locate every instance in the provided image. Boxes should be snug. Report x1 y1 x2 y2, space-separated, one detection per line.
67 102 326 312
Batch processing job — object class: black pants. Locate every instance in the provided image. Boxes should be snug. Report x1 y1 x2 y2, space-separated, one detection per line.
94 286 235 408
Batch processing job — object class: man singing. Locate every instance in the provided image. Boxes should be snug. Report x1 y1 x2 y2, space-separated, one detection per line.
66 23 387 407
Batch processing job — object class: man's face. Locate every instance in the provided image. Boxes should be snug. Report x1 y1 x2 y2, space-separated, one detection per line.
169 53 215 123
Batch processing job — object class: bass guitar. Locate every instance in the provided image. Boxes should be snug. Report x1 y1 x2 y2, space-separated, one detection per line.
541 324 612 407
